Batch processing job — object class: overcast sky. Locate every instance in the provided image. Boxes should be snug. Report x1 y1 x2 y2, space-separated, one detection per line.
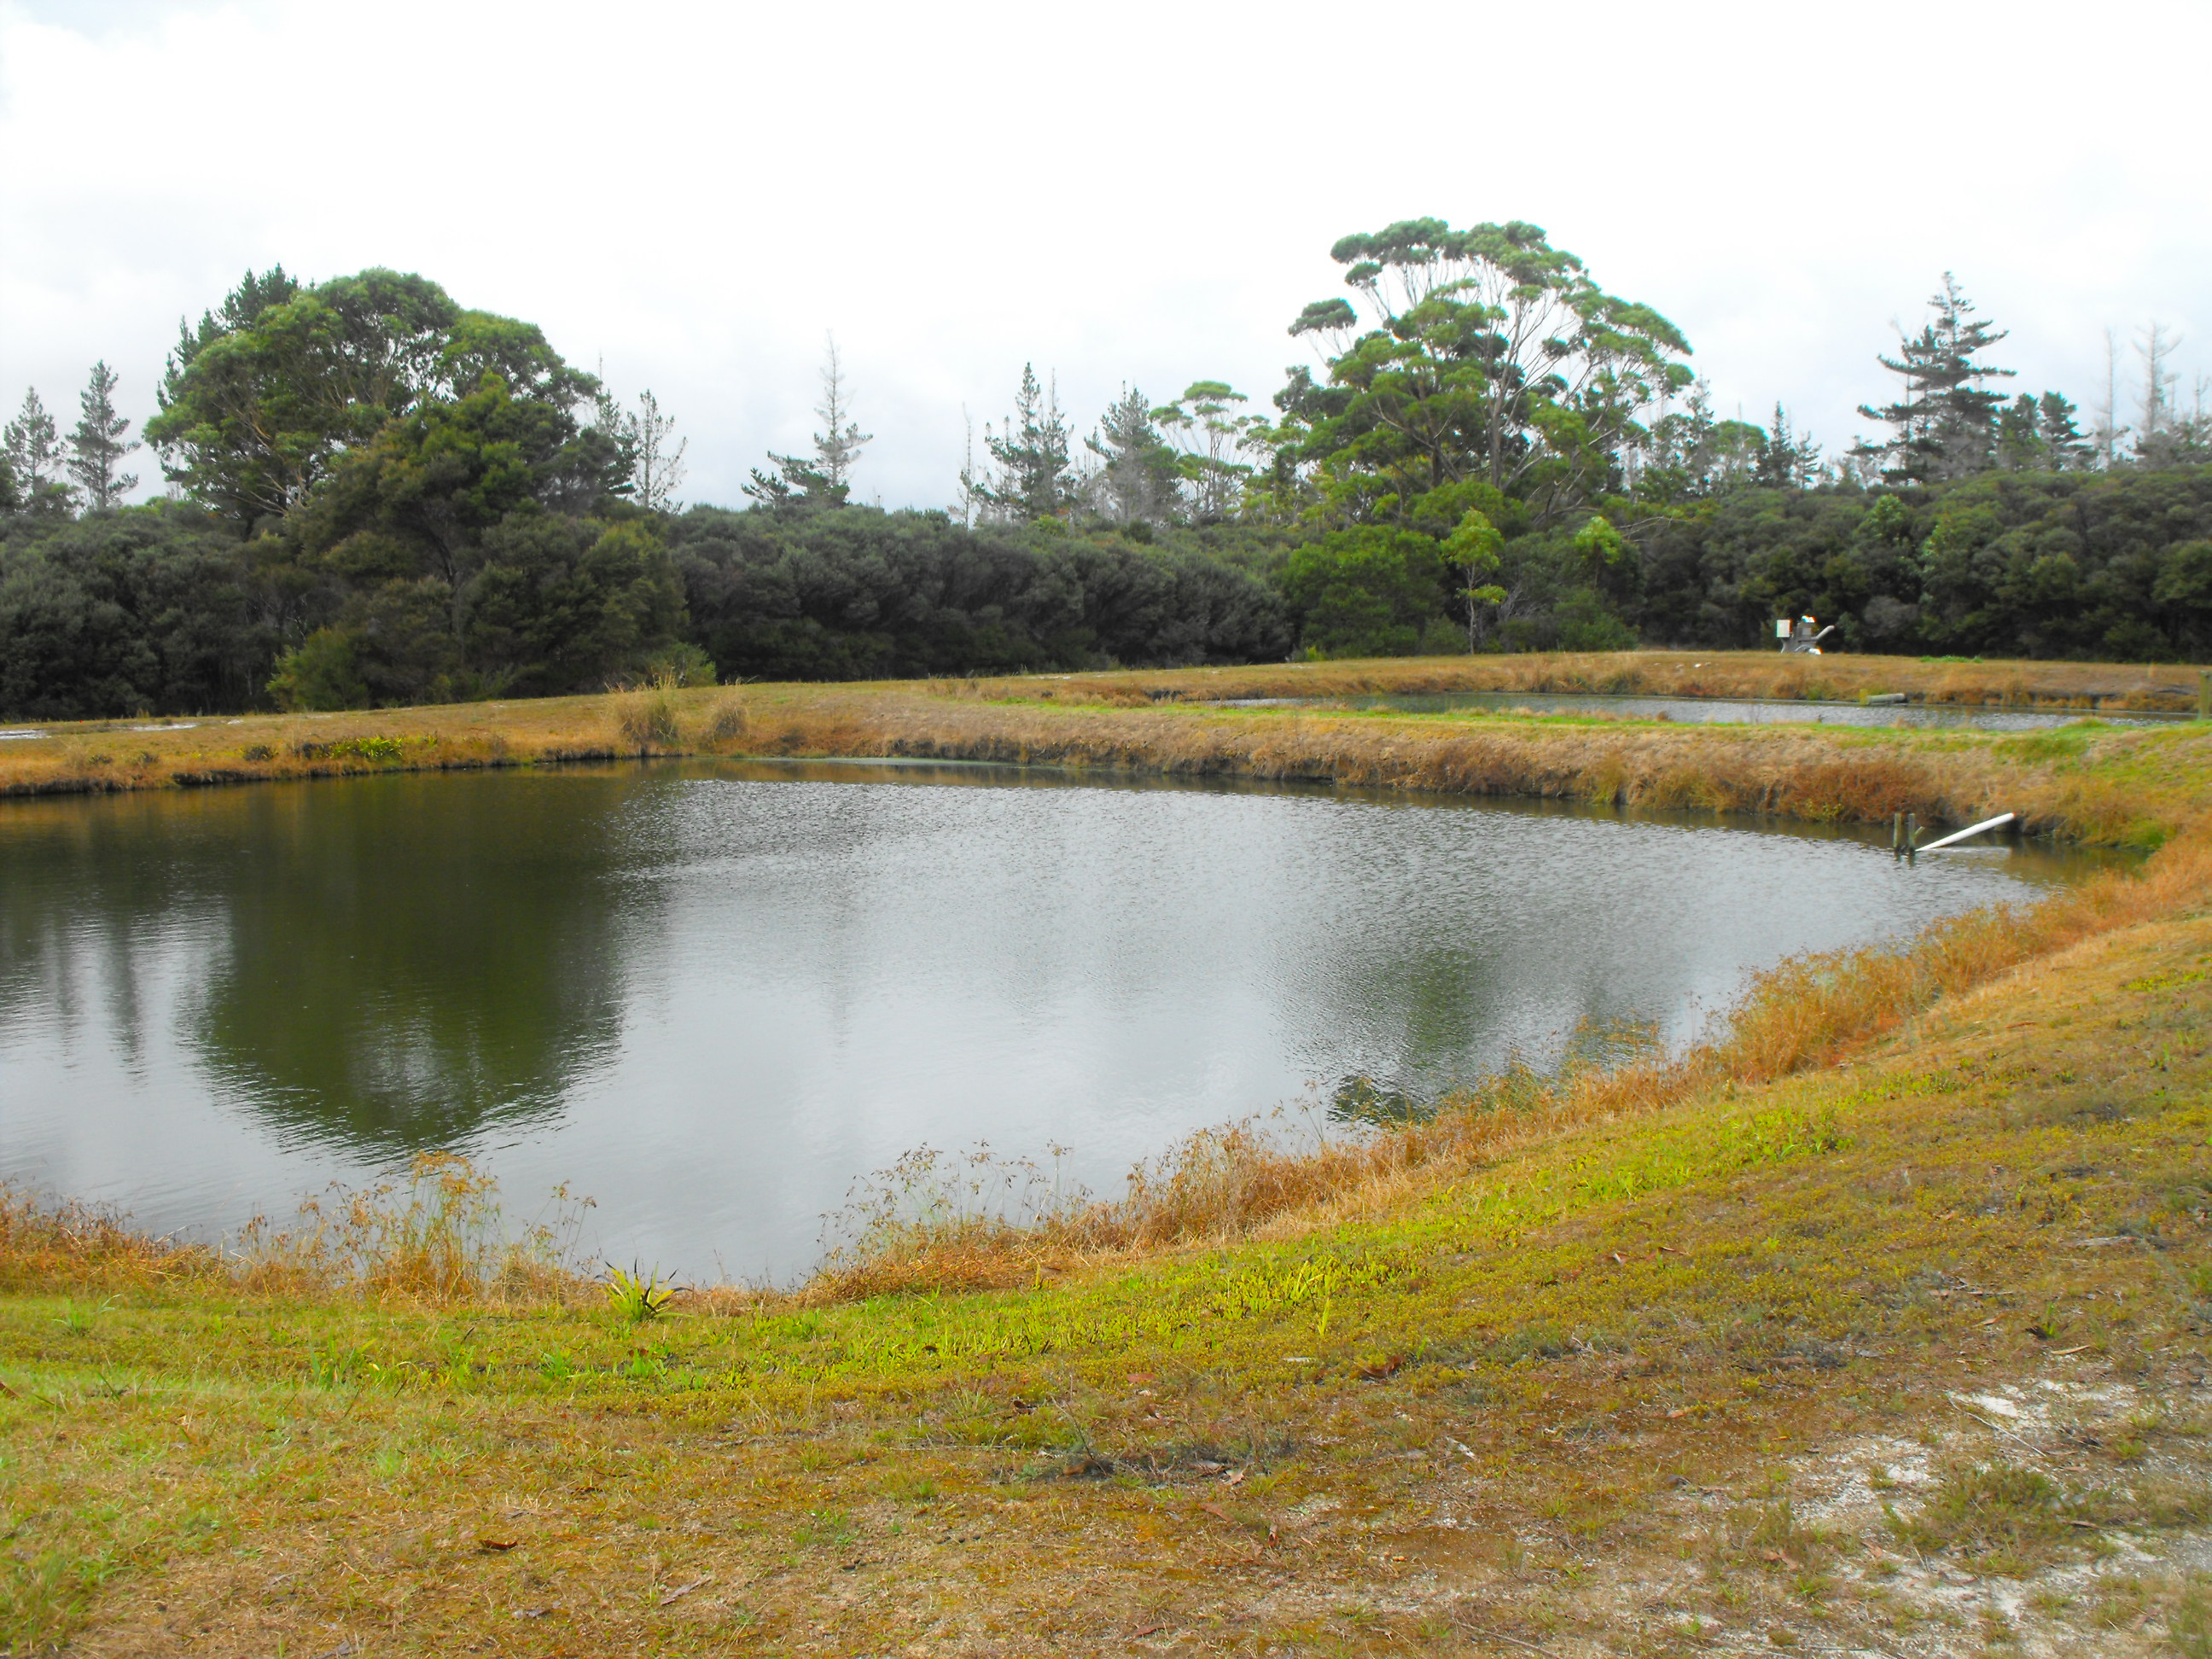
3 0 2206 511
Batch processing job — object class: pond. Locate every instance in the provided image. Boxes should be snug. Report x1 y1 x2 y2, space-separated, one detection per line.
0 760 2120 1280
1218 690 2189 730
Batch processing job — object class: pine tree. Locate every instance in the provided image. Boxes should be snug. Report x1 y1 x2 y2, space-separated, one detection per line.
2136 323 2180 448
2090 329 2128 469
2037 391 2092 471
745 341 870 515
1084 385 1182 526
1854 274 2014 482
67 360 140 510
744 447 836 513
964 365 1073 522
1753 401 1822 488
811 335 872 498
2132 323 2203 469
1645 377 1720 498
3 388 73 516
1996 393 2044 471
629 390 686 512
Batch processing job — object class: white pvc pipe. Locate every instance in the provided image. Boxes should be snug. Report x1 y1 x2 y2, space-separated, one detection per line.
1920 812 2017 852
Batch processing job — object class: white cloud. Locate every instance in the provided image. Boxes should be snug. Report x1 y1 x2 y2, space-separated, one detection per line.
3 0 2206 509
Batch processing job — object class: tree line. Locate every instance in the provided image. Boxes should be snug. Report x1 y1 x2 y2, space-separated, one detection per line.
4 232 2210 719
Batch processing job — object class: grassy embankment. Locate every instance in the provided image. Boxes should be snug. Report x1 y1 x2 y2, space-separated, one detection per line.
4 652 2212 1656
3 649 2211 845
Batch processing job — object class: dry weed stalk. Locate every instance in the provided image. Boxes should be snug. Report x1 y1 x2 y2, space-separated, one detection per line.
232 1152 591 1306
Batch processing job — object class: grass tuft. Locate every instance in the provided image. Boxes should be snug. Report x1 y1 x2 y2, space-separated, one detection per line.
602 1262 682 1323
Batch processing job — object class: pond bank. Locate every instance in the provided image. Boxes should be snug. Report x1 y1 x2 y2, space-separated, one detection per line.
4 651 2210 845
6 650 2212 1655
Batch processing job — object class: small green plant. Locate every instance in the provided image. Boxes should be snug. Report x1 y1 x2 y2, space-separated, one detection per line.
537 1349 577 1382
792 1510 855 1548
55 1297 114 1336
2170 1585 2212 1659
293 734 416 763
602 1262 680 1323
1891 1463 2073 1574
306 1338 375 1388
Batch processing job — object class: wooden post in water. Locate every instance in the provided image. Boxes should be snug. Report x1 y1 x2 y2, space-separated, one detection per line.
1891 812 1904 858
1906 812 1919 864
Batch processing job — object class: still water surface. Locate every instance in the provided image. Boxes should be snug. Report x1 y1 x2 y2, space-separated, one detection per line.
0 761 2112 1278
1225 690 2186 730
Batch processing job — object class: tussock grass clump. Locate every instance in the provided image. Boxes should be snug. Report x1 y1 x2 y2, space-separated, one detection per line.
701 693 750 746
611 673 685 753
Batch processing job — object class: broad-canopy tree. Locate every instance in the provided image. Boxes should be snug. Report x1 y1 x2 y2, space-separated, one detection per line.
1272 218 1692 528
148 267 597 529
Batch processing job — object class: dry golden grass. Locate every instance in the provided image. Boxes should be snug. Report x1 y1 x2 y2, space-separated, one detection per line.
4 653 2203 851
992 647 2212 710
0 1192 217 1295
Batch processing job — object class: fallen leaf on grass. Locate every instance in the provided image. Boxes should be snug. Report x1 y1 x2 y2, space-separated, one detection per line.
2052 1344 2090 1356
1199 1503 1231 1522
1132 1624 1168 1639
475 1538 519 1553
658 1575 711 1606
